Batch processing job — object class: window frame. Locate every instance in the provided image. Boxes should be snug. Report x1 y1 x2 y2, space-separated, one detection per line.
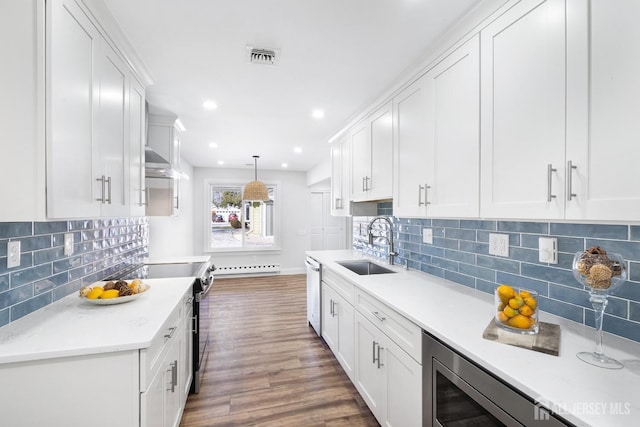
203 178 282 253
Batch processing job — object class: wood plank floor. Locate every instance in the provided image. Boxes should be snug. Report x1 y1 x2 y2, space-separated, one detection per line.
180 274 379 427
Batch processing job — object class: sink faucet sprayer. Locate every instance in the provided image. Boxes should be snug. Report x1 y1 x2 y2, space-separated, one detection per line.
367 216 398 265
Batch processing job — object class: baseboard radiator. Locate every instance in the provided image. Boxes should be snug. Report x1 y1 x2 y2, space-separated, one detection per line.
215 264 281 276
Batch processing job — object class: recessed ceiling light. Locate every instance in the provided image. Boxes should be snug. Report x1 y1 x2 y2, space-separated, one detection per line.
294 147 302 153
209 142 218 148
217 160 224 165
203 100 218 110
281 163 288 168
312 109 325 119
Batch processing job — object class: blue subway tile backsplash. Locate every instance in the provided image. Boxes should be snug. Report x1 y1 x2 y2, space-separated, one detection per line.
0 217 148 327
354 209 640 344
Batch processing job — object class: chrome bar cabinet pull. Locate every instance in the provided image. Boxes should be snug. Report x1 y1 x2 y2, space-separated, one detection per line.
547 164 557 202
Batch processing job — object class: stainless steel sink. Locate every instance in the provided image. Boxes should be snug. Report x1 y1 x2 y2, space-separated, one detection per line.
336 260 396 275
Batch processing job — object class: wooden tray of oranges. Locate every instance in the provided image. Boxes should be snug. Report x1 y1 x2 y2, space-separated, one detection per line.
79 279 149 305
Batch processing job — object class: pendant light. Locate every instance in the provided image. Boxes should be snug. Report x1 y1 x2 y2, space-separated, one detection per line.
243 155 270 201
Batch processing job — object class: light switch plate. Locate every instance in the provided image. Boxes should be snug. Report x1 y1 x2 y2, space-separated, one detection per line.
423 228 433 244
489 233 509 257
539 237 558 264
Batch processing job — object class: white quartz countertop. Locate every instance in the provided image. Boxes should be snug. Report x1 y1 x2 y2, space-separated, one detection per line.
307 250 640 427
0 277 193 365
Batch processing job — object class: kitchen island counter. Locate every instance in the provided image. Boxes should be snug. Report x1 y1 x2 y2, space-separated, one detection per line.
307 250 640 427
0 277 193 365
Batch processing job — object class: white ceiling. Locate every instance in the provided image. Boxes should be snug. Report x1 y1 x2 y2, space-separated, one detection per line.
102 0 484 172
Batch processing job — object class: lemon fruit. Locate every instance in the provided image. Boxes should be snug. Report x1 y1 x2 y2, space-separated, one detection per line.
508 296 524 309
507 314 531 329
102 289 120 299
497 285 516 304
86 287 104 300
503 306 519 318
519 305 534 317
524 296 537 310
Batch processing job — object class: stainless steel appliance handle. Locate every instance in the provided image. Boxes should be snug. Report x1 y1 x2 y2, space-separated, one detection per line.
547 164 557 202
305 260 320 271
567 160 577 201
192 314 198 334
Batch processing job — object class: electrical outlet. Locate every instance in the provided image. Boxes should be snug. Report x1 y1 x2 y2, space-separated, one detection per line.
7 240 21 268
64 233 74 256
423 228 433 244
539 237 558 264
489 233 509 257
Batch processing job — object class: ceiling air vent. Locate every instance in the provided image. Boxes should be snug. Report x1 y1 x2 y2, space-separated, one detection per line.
246 45 280 66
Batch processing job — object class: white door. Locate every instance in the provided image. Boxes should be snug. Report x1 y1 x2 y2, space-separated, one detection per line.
369 102 393 200
96 38 129 217
480 0 566 219
47 0 100 218
310 192 346 250
425 35 480 218
393 74 429 217
566 0 640 221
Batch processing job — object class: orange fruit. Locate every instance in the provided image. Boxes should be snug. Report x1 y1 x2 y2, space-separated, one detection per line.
507 314 531 329
503 306 519 318
524 297 537 310
102 289 120 299
508 296 524 309
519 290 531 299
497 285 516 304
86 287 104 300
519 305 534 317
496 311 509 323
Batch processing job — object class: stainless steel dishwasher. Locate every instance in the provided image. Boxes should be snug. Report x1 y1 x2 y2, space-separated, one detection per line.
305 256 321 336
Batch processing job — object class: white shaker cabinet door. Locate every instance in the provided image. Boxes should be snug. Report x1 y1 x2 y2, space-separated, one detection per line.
368 102 393 201
566 0 640 221
95 39 129 217
392 74 430 217
129 76 146 216
424 35 480 218
46 0 100 218
350 120 370 201
480 0 566 219
355 312 385 423
383 335 422 427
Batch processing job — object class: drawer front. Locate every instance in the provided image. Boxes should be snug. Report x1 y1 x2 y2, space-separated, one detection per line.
355 289 422 363
322 266 355 304
140 302 181 391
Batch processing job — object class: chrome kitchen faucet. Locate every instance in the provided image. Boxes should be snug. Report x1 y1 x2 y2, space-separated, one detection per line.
367 216 398 265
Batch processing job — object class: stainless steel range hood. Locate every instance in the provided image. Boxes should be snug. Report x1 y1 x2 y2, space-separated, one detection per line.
145 107 188 179
145 146 184 179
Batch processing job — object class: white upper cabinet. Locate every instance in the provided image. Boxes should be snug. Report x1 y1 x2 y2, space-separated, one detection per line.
480 0 567 220
129 77 147 217
46 0 101 218
95 38 130 217
565 0 640 221
330 134 351 216
394 35 480 218
350 102 393 202
392 75 430 217
0 0 145 221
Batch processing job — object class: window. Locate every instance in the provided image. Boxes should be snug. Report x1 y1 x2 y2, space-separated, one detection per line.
206 181 279 251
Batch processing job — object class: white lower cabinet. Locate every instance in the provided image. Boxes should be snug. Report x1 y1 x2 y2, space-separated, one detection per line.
321 267 422 426
322 282 355 380
354 309 422 427
0 288 193 427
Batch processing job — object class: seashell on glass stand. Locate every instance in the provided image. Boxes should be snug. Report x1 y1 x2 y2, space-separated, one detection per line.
572 249 626 369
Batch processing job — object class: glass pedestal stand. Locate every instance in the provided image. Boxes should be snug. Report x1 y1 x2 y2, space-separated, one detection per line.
577 290 623 369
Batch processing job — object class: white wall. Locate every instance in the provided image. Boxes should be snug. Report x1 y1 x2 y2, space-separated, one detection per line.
147 161 194 258
192 166 311 274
